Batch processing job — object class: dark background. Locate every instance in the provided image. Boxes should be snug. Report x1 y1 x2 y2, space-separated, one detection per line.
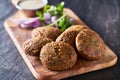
0 0 120 80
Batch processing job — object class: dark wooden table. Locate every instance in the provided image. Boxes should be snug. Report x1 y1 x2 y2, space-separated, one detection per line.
0 0 120 80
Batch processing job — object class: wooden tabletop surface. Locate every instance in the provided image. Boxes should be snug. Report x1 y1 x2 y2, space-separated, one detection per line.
0 0 120 80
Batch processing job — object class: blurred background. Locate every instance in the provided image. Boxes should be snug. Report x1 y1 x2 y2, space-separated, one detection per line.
0 0 120 80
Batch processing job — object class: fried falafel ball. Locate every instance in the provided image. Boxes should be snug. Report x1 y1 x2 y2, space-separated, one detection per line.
56 25 88 50
40 42 77 71
31 27 62 41
22 37 52 56
76 29 106 60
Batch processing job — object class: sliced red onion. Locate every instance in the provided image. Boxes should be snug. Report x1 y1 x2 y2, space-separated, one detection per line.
21 19 41 28
43 13 51 20
20 24 30 28
50 16 59 28
11 17 41 28
51 16 58 23
32 20 41 28
11 19 28 24
44 19 51 24
43 13 52 24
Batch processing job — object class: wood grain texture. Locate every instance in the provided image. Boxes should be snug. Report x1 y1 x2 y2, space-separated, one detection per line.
4 8 118 80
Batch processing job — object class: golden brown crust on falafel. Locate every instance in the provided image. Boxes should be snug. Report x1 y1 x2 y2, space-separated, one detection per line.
22 37 52 56
56 25 88 52
40 42 77 71
76 29 106 60
31 27 62 41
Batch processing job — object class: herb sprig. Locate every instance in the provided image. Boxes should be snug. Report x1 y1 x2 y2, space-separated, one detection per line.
36 2 74 31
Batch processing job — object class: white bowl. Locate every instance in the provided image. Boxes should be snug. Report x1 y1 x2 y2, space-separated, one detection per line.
16 0 48 17
16 0 48 10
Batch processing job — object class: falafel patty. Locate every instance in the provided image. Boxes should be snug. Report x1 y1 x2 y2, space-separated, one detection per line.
22 37 52 56
40 42 77 71
65 25 88 32
31 26 62 41
76 29 106 60
56 25 88 49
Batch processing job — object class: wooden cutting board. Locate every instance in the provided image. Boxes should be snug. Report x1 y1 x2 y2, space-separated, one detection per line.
4 8 117 80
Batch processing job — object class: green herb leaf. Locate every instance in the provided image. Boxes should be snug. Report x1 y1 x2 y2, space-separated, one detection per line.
61 22 68 31
57 2 64 15
44 5 50 12
59 16 73 31
57 2 64 12
58 18 65 27
36 11 44 21
49 10 56 16
36 2 74 31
